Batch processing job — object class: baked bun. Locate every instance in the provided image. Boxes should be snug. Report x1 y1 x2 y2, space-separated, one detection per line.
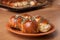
1 0 38 8
9 15 23 29
38 19 51 32
8 14 52 33
21 20 38 33
20 14 38 33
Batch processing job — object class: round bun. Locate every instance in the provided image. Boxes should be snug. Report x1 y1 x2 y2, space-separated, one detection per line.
21 20 38 33
9 15 22 29
38 19 51 32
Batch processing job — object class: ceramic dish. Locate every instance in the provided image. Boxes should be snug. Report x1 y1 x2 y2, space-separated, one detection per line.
6 24 55 36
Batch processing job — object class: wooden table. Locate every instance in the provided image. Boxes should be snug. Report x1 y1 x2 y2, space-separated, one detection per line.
0 0 60 40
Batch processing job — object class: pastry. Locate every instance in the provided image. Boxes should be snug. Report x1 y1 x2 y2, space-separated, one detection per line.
8 14 52 33
9 15 23 29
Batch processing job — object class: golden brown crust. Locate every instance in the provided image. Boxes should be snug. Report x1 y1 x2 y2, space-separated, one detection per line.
9 15 22 29
22 20 38 33
1 0 38 8
8 14 51 33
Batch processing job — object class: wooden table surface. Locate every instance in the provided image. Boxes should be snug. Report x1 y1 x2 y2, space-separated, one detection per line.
0 0 60 40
